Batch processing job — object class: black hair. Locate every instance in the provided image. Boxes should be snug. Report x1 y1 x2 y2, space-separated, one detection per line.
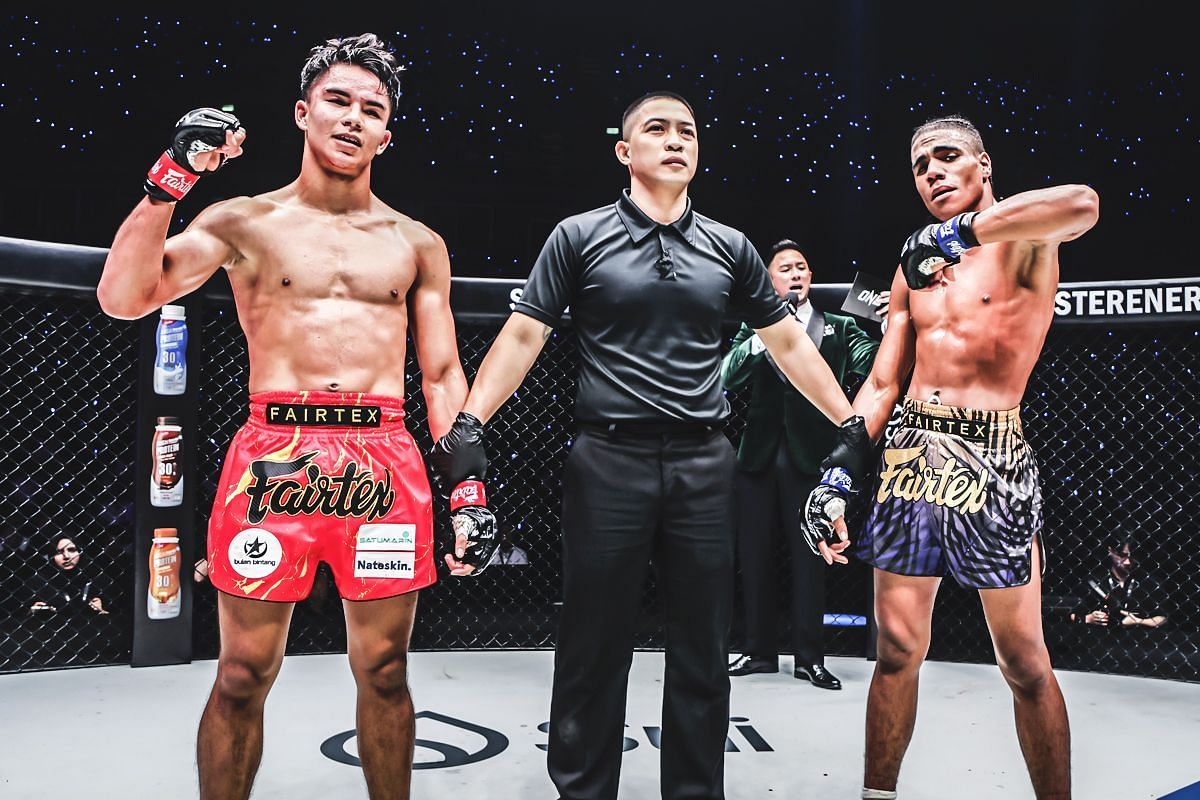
299 32 404 117
620 91 696 139
766 238 805 261
48 535 78 557
910 114 985 154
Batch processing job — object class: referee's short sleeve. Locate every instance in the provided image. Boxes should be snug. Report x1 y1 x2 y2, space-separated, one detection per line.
730 234 789 328
514 223 580 327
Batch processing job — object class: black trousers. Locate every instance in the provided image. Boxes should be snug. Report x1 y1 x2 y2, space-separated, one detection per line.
548 427 735 800
734 441 826 665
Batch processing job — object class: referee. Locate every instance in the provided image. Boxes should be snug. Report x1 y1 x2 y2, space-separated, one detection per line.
431 91 872 800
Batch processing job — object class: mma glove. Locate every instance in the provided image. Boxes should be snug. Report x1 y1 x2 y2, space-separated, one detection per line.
447 480 500 576
430 412 488 486
431 412 499 576
145 107 242 203
801 415 872 557
900 212 980 290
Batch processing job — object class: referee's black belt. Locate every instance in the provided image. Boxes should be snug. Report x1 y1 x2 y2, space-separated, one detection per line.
578 419 721 438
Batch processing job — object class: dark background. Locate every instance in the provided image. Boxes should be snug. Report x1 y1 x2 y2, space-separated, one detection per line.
2 6 1198 681
0 4 1194 284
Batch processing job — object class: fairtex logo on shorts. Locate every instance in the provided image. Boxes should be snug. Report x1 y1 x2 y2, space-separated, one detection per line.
876 444 989 513
265 403 382 427
244 451 395 525
904 411 991 443
228 528 284 579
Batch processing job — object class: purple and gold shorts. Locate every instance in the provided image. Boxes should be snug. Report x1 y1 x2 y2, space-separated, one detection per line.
856 397 1044 589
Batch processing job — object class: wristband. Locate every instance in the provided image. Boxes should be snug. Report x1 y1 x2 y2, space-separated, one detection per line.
933 212 980 258
449 480 487 510
820 466 853 494
146 151 200 201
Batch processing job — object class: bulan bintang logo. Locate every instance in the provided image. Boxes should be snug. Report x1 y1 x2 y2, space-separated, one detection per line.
876 443 989 513
244 451 395 525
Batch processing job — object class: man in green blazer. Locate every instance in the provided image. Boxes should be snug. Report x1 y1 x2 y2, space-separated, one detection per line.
725 239 880 688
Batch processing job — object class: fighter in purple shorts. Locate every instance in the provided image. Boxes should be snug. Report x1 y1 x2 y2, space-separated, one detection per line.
802 115 1098 799
858 396 1043 589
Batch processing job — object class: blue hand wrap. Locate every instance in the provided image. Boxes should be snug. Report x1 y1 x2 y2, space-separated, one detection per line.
820 466 853 494
933 212 979 258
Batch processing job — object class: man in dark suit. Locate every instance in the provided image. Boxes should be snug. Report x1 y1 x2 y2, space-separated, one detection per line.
725 239 880 688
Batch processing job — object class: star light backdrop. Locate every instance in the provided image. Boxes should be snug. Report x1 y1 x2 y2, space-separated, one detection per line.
1 7 1198 680
0 7 1193 282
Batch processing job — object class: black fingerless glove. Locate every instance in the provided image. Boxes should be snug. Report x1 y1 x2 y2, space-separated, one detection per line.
144 107 242 202
900 212 979 290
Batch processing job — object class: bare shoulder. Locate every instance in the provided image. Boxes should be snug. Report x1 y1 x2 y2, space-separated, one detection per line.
189 192 279 234
374 202 448 260
397 211 446 251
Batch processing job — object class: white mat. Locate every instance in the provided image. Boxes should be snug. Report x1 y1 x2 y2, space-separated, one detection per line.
1 651 1196 799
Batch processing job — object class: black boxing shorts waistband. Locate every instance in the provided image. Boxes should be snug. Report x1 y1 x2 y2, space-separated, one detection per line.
248 391 406 430
900 396 1022 444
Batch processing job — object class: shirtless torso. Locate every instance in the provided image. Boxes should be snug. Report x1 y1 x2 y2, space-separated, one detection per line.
902 238 1057 411
96 42 467 800
185 188 439 397
852 117 1098 800
860 123 1097 430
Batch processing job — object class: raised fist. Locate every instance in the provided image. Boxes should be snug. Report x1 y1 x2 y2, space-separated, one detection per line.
900 212 979 290
145 107 245 202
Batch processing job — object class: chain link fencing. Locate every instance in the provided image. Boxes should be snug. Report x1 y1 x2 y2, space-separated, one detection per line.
191 301 1200 682
0 289 138 671
2 278 1198 684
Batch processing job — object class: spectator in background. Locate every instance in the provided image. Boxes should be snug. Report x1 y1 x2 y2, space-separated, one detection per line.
1072 540 1169 629
29 535 108 616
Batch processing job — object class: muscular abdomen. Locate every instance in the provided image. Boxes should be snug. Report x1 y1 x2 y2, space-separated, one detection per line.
241 294 411 397
907 249 1057 410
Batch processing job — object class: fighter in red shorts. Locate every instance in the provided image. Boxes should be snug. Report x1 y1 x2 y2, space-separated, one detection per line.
97 32 485 800
206 391 439 602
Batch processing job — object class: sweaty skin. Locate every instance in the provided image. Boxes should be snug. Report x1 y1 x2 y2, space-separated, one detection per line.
98 63 465 436
852 124 1098 800
903 236 1057 410
857 129 1098 432
192 192 439 398
97 59 465 800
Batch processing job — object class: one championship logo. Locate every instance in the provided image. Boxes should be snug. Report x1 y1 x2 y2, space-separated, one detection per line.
876 443 989 513
244 451 395 525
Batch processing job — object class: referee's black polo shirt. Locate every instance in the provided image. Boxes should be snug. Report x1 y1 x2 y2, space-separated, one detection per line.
515 189 790 423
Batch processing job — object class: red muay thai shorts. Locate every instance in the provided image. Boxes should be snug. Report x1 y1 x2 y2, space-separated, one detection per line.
207 391 437 602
